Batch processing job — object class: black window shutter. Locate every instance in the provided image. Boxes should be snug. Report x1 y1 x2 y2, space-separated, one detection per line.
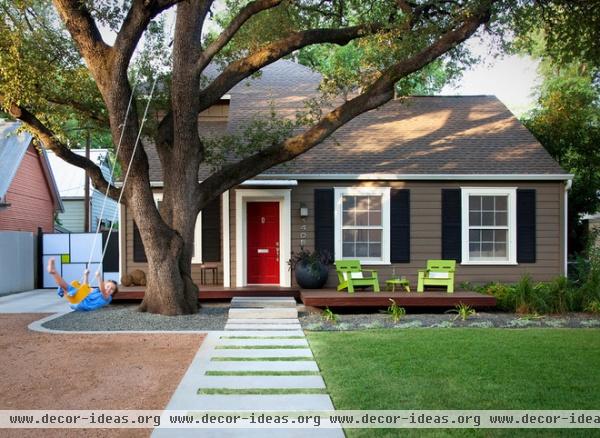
201 197 221 262
390 189 410 263
517 189 536 263
314 189 334 256
132 221 147 263
441 189 462 261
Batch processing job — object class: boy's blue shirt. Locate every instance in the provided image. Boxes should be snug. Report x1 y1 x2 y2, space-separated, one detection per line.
57 285 112 311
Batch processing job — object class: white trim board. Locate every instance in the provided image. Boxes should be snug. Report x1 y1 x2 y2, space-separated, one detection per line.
235 188 292 288
136 173 574 188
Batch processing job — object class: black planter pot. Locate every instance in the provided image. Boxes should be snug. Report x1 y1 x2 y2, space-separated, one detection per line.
294 261 329 289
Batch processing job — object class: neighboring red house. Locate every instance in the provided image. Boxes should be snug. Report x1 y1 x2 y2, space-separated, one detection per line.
0 121 63 234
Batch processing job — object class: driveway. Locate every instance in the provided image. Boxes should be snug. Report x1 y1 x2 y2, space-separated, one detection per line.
0 289 71 313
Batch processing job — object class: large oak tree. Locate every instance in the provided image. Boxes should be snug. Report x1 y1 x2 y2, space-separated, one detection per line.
1 0 595 314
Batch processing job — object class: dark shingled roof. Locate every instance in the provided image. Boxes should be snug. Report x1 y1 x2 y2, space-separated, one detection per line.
143 60 566 182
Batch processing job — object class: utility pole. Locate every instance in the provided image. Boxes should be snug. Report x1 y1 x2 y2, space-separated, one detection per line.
84 130 90 232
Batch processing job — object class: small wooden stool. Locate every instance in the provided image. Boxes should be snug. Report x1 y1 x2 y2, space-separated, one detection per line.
386 277 410 292
200 263 219 285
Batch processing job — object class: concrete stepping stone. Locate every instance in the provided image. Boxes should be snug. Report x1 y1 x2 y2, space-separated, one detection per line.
204 361 319 372
231 298 297 308
219 331 304 337
196 375 325 388
229 308 298 319
225 324 302 331
211 348 313 358
219 338 308 347
183 394 335 410
225 318 300 324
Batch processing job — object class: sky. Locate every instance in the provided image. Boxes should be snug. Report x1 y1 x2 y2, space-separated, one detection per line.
441 37 541 117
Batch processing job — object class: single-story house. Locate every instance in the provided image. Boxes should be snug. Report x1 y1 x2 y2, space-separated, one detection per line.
47 148 119 233
0 120 63 234
119 60 572 289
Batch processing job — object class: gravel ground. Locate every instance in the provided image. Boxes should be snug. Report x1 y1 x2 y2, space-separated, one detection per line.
298 309 600 330
42 303 228 331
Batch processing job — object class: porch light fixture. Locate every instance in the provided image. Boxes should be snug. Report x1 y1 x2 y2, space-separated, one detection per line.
299 204 309 217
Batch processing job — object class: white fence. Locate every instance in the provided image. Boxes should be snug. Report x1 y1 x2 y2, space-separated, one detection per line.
0 231 35 294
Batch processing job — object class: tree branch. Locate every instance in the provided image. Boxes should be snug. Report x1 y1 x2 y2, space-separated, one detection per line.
1 97 121 201
113 0 185 72
198 23 383 112
195 0 284 74
52 0 110 67
197 2 493 206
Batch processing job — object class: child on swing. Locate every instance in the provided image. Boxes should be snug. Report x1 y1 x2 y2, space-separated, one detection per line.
47 258 118 311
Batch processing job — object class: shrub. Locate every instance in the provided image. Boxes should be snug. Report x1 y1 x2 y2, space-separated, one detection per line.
387 299 406 322
481 282 517 311
321 307 338 323
576 246 600 310
447 303 477 321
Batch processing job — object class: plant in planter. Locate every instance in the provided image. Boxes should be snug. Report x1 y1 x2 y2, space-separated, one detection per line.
288 248 333 289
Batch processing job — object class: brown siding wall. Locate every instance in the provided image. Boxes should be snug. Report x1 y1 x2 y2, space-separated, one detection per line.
0 145 55 234
126 180 565 288
291 180 564 287
123 193 223 285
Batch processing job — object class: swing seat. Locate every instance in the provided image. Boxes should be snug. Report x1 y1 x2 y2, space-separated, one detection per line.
63 281 92 305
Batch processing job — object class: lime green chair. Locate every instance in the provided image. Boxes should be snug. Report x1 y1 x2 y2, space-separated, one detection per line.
335 260 380 293
417 259 456 293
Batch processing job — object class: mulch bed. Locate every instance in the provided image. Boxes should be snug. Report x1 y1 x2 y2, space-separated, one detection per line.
42 303 228 332
299 309 600 331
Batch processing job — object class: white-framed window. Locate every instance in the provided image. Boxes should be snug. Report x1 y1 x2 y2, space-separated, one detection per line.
154 193 202 263
461 187 517 265
334 187 390 265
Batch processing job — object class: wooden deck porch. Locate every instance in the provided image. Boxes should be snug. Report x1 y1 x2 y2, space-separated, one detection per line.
114 285 494 309
113 285 301 301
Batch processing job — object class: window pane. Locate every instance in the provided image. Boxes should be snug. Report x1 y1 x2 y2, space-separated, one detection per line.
495 196 507 211
355 211 369 226
482 196 495 210
369 196 381 211
494 229 507 243
469 196 481 211
356 243 368 257
495 212 507 226
469 229 480 242
356 229 369 242
368 210 381 226
369 229 382 242
482 212 494 226
342 243 355 257
495 242 507 257
369 243 381 258
342 229 356 243
342 196 355 211
469 211 481 226
342 210 354 226
469 243 480 258
482 229 494 242
481 242 494 257
355 196 369 211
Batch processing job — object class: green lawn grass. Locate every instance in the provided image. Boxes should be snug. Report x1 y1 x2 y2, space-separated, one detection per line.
306 329 600 438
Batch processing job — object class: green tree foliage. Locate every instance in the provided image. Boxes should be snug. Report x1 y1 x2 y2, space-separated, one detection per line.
523 63 600 254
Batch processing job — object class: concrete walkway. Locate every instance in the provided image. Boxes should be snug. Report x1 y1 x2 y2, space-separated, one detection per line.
0 289 71 313
153 297 343 437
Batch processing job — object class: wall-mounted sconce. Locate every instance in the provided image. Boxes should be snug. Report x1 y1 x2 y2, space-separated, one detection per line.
299 204 309 217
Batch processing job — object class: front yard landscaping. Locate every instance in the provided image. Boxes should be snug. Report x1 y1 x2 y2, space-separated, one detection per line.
307 328 600 437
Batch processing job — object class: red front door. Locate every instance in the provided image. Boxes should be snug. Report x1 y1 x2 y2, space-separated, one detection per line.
247 202 280 284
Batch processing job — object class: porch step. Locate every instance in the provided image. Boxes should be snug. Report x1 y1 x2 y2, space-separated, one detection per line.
229 308 298 319
230 296 297 308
